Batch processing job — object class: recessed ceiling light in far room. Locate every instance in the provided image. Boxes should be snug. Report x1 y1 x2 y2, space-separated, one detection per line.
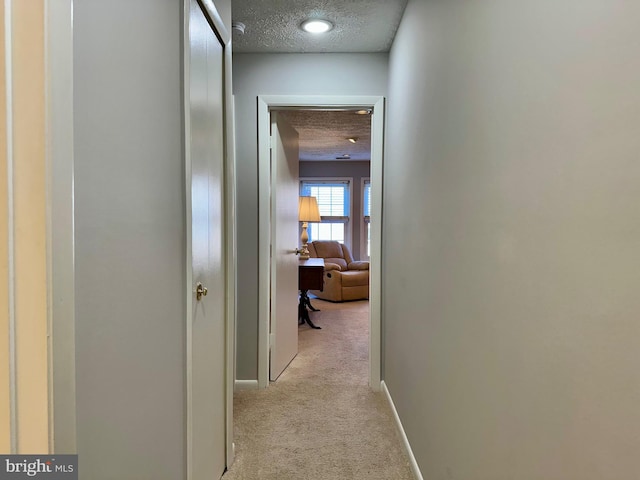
355 109 372 115
347 137 358 144
301 19 334 34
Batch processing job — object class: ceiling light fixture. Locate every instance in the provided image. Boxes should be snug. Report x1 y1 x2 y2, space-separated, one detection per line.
301 19 334 34
355 109 372 115
347 137 358 144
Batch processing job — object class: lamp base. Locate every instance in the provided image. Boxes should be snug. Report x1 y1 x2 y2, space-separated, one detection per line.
298 243 310 260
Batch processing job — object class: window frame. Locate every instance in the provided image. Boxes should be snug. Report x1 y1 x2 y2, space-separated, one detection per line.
361 177 371 261
299 177 354 251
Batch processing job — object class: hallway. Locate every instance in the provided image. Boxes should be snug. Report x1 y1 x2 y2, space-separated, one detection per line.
224 300 414 479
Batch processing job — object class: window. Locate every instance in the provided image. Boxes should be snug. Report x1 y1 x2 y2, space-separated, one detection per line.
300 179 351 246
362 179 371 259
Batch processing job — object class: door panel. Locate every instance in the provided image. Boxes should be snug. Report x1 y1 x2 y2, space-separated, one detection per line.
188 0 225 477
269 113 300 381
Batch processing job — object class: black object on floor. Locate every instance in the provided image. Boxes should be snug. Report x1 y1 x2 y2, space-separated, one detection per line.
298 290 321 329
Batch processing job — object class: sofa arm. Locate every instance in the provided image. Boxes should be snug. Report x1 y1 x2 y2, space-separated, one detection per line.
324 262 342 272
348 261 369 271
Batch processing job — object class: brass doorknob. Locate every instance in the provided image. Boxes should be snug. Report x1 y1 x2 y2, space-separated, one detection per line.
196 282 208 301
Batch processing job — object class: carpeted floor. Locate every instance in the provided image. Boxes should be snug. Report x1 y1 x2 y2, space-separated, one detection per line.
223 298 415 480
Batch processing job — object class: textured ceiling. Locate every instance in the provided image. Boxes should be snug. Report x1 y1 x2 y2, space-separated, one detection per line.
232 1 400 161
231 0 408 53
279 110 372 161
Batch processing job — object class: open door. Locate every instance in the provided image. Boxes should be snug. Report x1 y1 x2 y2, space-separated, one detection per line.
269 112 300 381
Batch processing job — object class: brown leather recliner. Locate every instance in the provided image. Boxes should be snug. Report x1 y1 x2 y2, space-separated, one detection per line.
307 241 369 302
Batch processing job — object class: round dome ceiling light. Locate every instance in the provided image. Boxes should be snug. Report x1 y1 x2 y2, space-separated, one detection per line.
301 19 334 34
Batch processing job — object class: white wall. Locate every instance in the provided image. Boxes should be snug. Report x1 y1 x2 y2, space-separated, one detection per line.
383 1 640 479
74 0 230 478
233 53 387 380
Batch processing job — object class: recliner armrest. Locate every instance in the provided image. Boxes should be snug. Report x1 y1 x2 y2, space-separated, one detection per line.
348 261 369 270
324 262 342 272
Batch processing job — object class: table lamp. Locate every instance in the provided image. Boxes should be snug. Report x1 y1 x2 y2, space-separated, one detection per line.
298 196 321 260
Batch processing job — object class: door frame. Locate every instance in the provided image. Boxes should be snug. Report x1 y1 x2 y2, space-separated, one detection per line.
43 0 76 453
183 0 236 474
257 95 384 391
2 0 78 452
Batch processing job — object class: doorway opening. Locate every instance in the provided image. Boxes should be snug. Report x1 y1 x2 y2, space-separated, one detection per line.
256 95 384 391
280 109 372 382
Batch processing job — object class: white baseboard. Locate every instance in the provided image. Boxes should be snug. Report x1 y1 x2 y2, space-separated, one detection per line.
381 381 424 480
234 379 259 391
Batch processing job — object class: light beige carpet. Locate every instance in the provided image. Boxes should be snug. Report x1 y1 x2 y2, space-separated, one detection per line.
223 298 415 480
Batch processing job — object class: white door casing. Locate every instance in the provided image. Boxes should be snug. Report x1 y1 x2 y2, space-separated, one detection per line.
186 0 226 477
258 96 384 390
269 113 300 381
44 0 76 454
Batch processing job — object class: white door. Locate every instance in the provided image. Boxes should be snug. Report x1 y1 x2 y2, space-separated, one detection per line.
188 0 226 477
269 113 300 381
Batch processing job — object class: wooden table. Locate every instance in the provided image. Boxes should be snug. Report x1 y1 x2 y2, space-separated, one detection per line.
298 258 324 329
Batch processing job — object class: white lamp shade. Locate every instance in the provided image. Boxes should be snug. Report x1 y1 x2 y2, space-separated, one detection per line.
298 196 321 222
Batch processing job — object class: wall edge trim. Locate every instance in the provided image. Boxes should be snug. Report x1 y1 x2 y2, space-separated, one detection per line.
234 380 259 391
381 381 423 480
4 0 18 454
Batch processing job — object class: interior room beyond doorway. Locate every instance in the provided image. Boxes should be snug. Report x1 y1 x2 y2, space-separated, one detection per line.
257 95 385 390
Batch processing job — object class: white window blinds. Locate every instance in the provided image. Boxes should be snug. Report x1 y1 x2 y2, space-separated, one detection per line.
300 180 350 244
300 180 350 219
